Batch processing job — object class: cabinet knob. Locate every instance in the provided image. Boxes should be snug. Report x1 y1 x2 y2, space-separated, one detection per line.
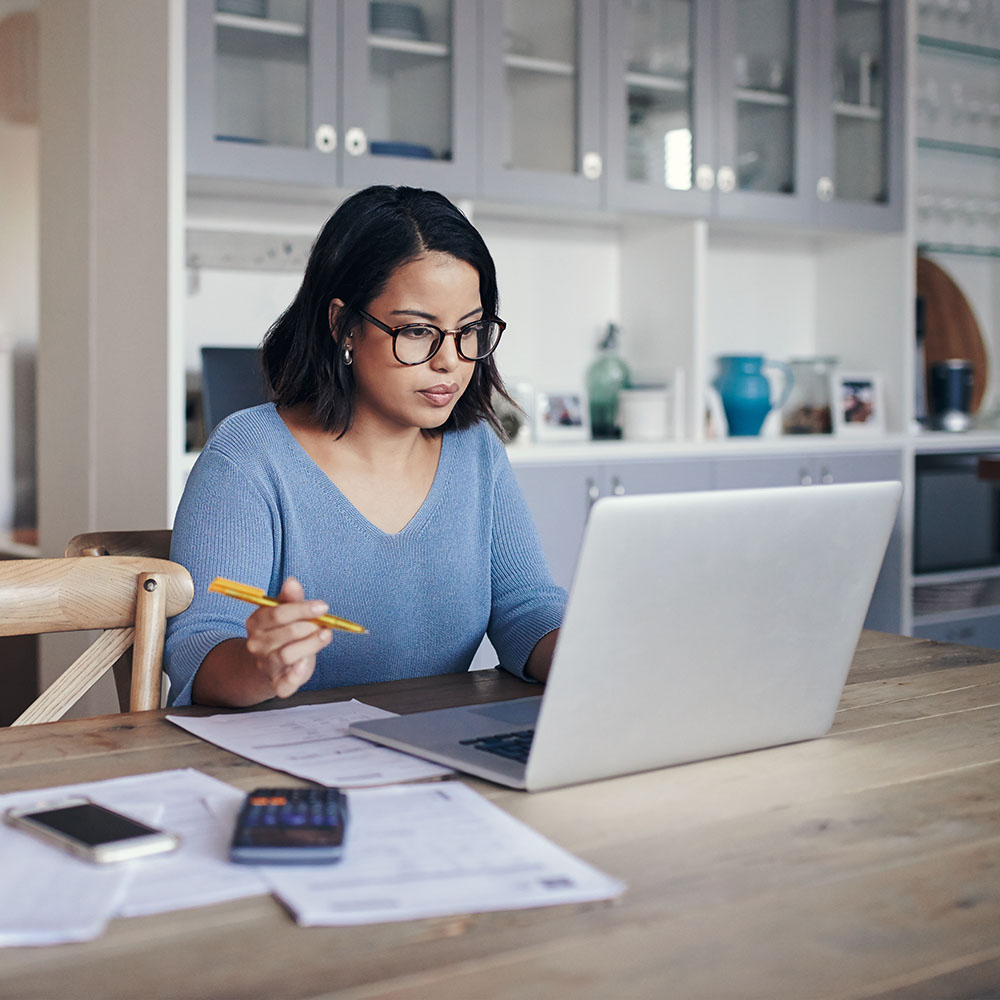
695 164 715 191
799 468 813 486
582 152 602 180
611 477 625 497
586 478 601 508
816 176 835 202
314 124 337 153
716 166 736 193
345 127 368 156
820 468 834 485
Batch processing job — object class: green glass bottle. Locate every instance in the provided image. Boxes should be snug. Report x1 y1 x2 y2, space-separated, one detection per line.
586 323 631 439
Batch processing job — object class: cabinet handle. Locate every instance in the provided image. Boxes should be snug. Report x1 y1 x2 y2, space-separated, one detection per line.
716 166 736 193
820 468 834 485
611 476 625 497
345 126 368 156
586 478 601 509
816 176 835 202
314 124 337 153
695 164 715 191
582 152 602 180
799 468 813 486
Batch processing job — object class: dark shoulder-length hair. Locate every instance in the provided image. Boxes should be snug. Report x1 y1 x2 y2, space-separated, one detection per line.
261 185 512 438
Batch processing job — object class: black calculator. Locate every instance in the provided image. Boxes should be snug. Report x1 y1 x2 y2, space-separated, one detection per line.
229 787 348 865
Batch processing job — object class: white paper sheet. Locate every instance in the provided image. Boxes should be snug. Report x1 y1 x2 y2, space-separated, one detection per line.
167 700 453 787
260 783 626 926
0 768 269 946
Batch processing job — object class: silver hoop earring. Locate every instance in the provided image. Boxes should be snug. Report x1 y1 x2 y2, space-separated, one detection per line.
343 343 353 366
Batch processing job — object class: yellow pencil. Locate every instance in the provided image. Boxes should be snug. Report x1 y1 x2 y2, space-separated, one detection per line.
208 577 367 634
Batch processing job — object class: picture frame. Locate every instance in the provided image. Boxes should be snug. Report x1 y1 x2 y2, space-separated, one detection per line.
534 390 589 442
830 371 885 435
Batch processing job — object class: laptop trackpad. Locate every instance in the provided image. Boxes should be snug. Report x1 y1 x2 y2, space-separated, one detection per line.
469 698 541 726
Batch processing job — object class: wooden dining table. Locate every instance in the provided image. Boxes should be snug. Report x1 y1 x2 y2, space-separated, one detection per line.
0 630 998 1000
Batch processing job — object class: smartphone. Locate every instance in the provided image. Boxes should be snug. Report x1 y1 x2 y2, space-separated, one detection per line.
4 797 180 864
229 787 348 865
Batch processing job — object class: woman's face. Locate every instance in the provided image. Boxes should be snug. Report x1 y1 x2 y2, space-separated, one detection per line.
343 251 482 434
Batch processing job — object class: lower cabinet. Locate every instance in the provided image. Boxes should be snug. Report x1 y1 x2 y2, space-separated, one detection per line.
511 447 904 634
913 612 1000 648
514 457 713 591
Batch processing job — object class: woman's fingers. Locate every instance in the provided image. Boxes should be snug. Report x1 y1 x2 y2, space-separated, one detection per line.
242 577 333 697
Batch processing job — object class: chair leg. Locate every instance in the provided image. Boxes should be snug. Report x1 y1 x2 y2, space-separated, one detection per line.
12 629 134 726
130 572 167 712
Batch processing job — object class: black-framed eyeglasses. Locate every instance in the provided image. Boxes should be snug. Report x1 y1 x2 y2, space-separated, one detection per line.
357 308 505 366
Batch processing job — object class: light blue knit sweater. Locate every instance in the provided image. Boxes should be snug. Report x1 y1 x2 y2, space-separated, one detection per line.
164 404 567 706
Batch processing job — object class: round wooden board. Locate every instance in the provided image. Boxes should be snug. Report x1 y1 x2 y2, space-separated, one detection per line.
917 256 989 413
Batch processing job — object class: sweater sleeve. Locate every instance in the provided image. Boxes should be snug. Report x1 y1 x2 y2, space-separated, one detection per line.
485 438 567 680
164 447 279 706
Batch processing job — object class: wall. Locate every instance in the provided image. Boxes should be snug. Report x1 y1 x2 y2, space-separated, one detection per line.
0 0 38 533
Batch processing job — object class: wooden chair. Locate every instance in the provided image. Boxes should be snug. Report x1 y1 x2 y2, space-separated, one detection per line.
64 530 176 710
0 556 193 725
65 529 173 560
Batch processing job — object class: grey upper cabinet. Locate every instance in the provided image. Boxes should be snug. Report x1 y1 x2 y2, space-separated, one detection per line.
186 0 479 195
479 0 605 210
806 0 906 230
185 0 904 230
602 0 905 229
603 0 715 215
711 0 814 224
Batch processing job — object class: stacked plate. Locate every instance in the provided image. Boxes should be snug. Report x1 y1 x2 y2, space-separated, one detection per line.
370 2 426 41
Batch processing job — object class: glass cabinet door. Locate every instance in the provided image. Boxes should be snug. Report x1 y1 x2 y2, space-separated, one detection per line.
187 0 339 185
605 0 714 213
340 1 477 193
713 0 809 221
480 0 603 208
811 0 905 228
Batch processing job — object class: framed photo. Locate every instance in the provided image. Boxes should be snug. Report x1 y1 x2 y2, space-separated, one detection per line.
534 390 589 442
831 371 885 435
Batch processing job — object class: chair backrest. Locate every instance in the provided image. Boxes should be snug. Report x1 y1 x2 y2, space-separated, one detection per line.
65 529 173 560
0 556 193 725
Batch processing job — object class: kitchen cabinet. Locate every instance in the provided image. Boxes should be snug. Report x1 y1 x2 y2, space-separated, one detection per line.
479 0 605 209
186 0 479 193
603 0 905 227
186 0 905 230
513 455 713 590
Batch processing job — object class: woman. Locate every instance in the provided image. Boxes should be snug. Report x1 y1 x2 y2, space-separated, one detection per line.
165 185 566 707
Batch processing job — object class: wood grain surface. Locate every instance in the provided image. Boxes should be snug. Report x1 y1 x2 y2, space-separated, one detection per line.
0 632 997 1000
917 255 989 412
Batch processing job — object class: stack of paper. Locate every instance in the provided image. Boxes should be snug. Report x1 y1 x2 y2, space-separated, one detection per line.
167 699 453 787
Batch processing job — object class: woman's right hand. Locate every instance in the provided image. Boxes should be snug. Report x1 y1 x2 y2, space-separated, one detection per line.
243 576 334 698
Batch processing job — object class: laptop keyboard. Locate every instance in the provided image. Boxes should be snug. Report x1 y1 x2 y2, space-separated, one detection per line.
459 729 535 764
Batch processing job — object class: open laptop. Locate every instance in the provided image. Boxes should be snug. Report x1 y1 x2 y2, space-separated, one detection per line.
349 481 902 791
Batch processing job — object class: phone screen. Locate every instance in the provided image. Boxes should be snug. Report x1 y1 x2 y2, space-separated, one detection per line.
25 803 159 846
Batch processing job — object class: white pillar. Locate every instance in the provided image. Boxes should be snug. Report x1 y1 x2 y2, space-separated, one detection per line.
37 0 184 715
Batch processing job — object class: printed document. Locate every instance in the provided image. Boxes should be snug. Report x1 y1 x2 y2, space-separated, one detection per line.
259 782 626 926
167 699 452 787
0 768 268 946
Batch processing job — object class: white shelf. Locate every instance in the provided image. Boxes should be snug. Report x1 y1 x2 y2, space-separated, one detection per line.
913 566 1000 586
368 35 449 58
735 87 791 108
625 72 688 94
505 54 575 77
214 12 306 37
833 101 883 121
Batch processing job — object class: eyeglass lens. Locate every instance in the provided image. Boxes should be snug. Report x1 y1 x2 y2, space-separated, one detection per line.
395 321 502 364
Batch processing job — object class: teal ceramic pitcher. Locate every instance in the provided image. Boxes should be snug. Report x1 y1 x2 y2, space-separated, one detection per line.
713 355 794 436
